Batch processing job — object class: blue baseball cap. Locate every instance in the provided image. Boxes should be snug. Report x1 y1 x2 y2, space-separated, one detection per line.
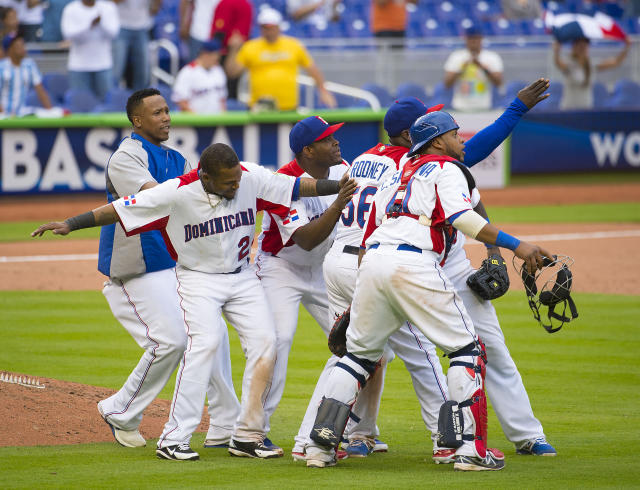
200 39 221 52
383 97 444 137
290 116 344 154
2 33 19 52
464 24 483 36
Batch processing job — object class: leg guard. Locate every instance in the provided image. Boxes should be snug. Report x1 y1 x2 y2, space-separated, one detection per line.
310 397 351 449
446 341 488 459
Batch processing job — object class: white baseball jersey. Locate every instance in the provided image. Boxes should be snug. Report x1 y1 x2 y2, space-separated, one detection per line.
0 57 42 116
257 159 349 267
113 162 298 273
172 62 227 114
362 155 473 261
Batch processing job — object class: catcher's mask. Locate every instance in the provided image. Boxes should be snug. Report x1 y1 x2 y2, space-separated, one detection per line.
516 255 578 333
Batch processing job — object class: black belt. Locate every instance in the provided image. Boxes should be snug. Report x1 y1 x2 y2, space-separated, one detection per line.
342 245 360 255
369 243 422 254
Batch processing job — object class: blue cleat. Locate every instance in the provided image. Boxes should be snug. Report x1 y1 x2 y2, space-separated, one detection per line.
516 437 557 456
345 439 374 458
373 438 388 453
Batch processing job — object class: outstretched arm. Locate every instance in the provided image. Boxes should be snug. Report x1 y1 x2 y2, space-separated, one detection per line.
31 204 118 237
298 174 356 197
463 78 550 166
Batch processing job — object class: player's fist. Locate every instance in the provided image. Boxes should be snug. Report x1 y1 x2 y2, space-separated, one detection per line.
31 221 71 238
514 241 553 274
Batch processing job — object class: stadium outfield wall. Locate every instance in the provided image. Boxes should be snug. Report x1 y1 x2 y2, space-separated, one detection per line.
0 109 637 196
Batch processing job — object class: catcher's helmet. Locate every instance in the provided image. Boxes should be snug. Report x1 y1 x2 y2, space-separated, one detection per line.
407 111 459 157
517 255 579 333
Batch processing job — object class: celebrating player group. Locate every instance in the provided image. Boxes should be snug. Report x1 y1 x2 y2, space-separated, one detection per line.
32 77 567 471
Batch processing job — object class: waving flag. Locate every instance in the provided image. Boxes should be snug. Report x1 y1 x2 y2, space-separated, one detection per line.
544 10 627 42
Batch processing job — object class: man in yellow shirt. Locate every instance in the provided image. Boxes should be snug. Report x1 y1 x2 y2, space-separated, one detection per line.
225 7 336 111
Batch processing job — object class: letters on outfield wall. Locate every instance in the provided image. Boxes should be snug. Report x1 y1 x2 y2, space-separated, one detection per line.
511 111 640 173
0 121 380 195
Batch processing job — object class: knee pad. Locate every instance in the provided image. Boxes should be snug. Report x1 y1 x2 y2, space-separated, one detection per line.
310 397 351 449
448 340 486 384
335 353 378 389
437 389 487 458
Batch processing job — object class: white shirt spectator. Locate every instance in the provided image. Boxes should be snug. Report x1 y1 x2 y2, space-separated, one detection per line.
0 56 42 116
172 61 227 113
444 48 503 111
0 0 44 25
190 0 220 42
61 0 120 72
117 0 154 30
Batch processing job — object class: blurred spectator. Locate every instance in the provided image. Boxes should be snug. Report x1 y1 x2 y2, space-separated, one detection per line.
172 39 227 113
2 0 45 41
180 0 219 61
444 25 503 111
0 33 52 115
371 0 416 40
61 0 119 100
225 7 336 111
287 0 341 27
112 0 160 90
500 0 542 20
0 6 18 36
41 0 74 41
210 0 251 99
553 38 630 109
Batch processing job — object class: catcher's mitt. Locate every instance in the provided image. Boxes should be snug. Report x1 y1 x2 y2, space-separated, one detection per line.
466 254 510 300
328 306 350 357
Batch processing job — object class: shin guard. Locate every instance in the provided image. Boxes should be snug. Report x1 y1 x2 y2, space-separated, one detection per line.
310 397 351 449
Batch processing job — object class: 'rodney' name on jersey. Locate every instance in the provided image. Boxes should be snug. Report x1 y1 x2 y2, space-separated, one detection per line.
184 209 256 242
350 158 390 181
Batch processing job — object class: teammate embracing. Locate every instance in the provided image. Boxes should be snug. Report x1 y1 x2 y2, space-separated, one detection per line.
306 109 554 471
316 80 558 465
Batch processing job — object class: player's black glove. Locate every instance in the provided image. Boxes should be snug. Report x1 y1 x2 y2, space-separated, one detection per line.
466 254 510 300
328 306 350 357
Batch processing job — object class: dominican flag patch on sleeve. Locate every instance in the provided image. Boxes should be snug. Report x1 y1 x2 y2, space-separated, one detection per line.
123 195 137 206
282 209 299 225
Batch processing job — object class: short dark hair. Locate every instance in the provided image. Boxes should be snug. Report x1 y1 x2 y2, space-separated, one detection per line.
200 143 240 176
126 88 162 123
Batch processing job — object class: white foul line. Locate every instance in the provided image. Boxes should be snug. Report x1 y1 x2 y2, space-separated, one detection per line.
1 230 639 262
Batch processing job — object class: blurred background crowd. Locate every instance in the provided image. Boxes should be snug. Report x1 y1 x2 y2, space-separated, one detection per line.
0 0 638 116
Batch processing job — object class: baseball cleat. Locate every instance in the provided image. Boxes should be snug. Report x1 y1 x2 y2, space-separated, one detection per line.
516 437 557 456
306 456 337 468
97 404 146 448
228 439 282 459
203 439 229 448
453 452 505 471
373 438 388 453
263 437 284 456
292 451 306 462
433 448 456 464
345 439 374 458
156 444 200 461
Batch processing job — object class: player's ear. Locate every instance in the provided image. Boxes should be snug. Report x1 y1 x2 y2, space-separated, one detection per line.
132 115 142 129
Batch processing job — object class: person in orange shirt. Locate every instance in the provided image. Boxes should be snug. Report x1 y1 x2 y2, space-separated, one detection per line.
225 7 336 111
370 0 416 40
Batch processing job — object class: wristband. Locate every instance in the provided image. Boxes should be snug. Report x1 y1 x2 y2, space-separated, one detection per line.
65 211 96 231
316 179 340 196
495 230 520 251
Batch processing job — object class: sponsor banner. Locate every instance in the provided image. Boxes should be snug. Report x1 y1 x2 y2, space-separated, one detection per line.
0 120 379 195
511 111 640 173
452 110 507 189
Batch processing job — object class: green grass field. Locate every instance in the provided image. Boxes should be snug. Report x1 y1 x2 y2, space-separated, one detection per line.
1 290 639 489
1 199 639 488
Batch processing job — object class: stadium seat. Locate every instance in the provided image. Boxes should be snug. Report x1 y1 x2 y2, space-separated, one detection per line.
495 79 526 108
63 89 100 113
608 79 640 109
592 82 609 109
226 98 249 111
42 72 69 105
361 83 393 108
531 83 562 111
395 82 428 102
428 82 453 109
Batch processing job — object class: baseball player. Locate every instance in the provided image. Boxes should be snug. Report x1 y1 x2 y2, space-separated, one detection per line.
32 142 351 461
306 110 554 471
92 88 238 451
255 116 359 455
323 80 558 462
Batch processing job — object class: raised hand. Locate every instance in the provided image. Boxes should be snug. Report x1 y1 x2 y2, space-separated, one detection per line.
517 78 551 109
